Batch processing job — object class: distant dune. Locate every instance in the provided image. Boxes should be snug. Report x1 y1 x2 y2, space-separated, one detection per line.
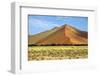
28 24 88 45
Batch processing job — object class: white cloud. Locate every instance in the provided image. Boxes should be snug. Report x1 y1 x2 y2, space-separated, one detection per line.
29 18 58 35
29 18 58 30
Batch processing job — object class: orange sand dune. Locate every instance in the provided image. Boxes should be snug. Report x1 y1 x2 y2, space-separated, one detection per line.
29 24 88 45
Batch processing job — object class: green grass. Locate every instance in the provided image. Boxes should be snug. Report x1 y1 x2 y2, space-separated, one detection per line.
28 46 88 61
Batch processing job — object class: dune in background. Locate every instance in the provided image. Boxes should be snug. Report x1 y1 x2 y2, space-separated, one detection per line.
28 24 88 46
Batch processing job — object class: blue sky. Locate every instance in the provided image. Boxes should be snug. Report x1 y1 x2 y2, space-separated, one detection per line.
28 15 88 35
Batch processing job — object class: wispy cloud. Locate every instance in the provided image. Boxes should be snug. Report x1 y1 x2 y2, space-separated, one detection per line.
29 18 58 35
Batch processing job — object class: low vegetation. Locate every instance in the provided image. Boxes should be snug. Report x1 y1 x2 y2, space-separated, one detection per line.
28 46 88 61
